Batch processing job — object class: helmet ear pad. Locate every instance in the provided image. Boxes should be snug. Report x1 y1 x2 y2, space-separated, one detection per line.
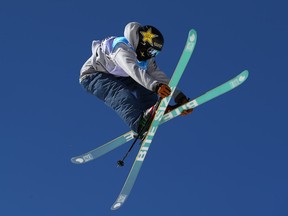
136 25 164 61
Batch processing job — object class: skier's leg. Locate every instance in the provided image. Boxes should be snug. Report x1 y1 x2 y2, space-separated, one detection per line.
80 73 144 132
127 79 158 135
133 82 158 109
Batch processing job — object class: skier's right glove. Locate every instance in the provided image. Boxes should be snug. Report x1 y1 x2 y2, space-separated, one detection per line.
155 83 171 98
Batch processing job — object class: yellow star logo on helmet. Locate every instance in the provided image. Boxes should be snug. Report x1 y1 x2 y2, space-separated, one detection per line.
140 28 158 46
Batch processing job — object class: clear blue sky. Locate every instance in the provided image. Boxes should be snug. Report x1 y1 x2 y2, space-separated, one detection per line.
1 0 287 215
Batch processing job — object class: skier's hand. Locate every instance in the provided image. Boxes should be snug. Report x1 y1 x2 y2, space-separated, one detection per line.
156 83 171 98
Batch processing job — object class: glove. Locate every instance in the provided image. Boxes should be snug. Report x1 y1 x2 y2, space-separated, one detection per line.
155 83 171 98
174 92 193 116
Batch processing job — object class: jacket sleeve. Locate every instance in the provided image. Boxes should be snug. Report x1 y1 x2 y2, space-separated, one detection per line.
112 44 185 101
147 59 183 100
147 60 170 85
112 45 159 92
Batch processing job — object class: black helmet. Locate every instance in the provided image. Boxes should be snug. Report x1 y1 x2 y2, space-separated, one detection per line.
136 25 164 61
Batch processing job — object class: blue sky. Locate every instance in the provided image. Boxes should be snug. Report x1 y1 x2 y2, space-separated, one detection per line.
1 0 287 215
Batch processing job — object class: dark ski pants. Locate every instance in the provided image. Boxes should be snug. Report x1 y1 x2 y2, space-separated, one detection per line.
80 72 158 132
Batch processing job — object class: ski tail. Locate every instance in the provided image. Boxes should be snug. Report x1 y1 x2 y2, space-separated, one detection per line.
70 131 136 164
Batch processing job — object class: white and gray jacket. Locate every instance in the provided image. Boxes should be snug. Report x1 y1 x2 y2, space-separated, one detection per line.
80 22 182 98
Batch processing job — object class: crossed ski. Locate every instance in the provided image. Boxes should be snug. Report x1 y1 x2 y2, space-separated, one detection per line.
71 28 249 211
71 70 249 165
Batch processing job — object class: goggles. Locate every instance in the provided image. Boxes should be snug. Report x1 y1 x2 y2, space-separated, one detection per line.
147 47 160 58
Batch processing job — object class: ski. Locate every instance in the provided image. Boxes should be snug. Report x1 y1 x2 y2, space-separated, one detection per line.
71 70 249 165
111 29 197 210
71 131 136 164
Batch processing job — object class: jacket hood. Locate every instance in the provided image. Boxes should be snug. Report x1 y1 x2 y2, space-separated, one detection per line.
124 22 141 50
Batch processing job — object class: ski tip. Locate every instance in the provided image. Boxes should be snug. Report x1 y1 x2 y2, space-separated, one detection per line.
243 69 249 77
111 202 122 210
111 201 123 211
239 70 249 83
189 28 197 34
185 29 197 52
70 157 85 164
71 153 94 164
188 29 197 41
111 194 127 210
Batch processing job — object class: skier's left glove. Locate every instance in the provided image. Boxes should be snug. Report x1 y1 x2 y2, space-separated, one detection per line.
155 83 172 98
174 92 193 116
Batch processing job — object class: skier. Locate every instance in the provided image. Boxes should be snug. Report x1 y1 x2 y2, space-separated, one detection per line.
79 22 193 136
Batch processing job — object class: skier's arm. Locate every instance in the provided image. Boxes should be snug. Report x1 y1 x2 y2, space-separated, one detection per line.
112 47 159 92
147 60 193 115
